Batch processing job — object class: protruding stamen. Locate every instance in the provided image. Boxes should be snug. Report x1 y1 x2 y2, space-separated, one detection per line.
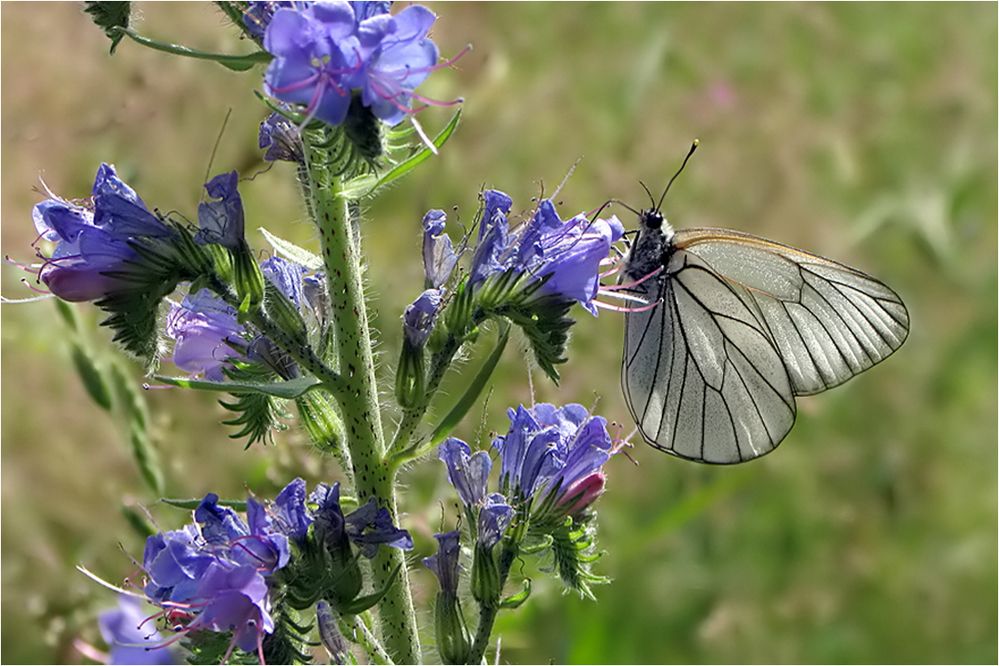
592 297 663 313
595 290 649 305
601 265 663 292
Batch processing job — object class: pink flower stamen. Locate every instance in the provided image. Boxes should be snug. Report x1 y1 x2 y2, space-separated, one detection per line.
601 265 663 292
268 71 321 95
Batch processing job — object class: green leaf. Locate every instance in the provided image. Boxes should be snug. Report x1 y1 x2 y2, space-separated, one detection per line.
220 390 289 447
339 108 462 200
338 564 403 615
161 497 248 511
112 26 272 71
428 322 510 446
69 343 113 412
498 578 532 609
152 374 322 399
259 227 324 270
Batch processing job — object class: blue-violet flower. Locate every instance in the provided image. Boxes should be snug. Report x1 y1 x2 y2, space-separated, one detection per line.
165 290 246 381
263 2 449 126
30 164 171 302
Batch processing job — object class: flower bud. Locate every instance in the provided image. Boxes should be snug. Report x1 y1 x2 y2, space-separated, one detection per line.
435 593 471 665
424 531 470 663
316 601 349 664
556 472 606 518
471 543 501 609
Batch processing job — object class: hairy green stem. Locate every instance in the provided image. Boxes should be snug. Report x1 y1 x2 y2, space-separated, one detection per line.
341 613 395 665
305 135 421 663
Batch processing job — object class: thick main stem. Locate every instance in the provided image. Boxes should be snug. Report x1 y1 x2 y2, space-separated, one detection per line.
306 142 421 663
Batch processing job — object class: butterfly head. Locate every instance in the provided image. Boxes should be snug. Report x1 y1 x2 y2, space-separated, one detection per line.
639 207 673 238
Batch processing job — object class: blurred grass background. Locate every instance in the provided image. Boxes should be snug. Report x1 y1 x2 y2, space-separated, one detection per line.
2 2 996 664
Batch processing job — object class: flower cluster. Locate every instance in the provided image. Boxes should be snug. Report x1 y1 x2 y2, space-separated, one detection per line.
494 403 615 515
134 478 411 661
28 164 173 302
164 254 319 381
469 191 625 315
260 1 449 127
423 402 618 660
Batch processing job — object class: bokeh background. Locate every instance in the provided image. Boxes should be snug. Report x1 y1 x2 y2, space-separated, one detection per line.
2 3 996 664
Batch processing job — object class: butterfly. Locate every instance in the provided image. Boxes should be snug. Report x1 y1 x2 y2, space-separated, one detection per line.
619 142 909 464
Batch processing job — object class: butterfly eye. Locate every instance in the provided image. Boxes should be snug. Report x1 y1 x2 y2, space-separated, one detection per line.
642 210 664 230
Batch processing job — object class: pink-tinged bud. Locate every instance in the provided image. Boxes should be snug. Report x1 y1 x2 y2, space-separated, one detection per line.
556 472 606 516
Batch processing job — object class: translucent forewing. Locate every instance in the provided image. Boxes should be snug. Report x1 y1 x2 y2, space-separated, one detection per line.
622 250 796 464
673 228 910 396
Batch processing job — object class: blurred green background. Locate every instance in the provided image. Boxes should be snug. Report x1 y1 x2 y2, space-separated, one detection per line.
2 3 996 664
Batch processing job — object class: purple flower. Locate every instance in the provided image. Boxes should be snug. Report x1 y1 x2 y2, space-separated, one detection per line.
439 437 491 508
310 482 413 558
423 530 461 599
403 288 443 348
142 525 216 604
165 290 246 381
196 171 244 250
263 2 446 127
195 494 290 574
98 595 177 665
422 209 457 288
126 482 325 658
261 256 306 306
477 493 513 549
193 562 274 653
354 5 440 125
270 477 313 542
493 403 615 507
344 498 415 557
532 213 624 315
468 190 513 285
258 112 304 162
555 472 606 518
30 164 171 302
466 190 624 314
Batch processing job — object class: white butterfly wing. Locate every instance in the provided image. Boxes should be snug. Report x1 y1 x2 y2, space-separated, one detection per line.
622 249 796 463
673 229 910 396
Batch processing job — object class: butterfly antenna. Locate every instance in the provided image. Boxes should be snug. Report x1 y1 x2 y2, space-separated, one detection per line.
201 108 233 202
638 180 656 209
656 138 699 211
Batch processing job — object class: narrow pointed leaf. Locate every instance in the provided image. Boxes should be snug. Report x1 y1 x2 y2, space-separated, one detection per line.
428 321 509 447
113 26 272 71
338 564 403 615
153 374 321 398
259 227 324 270
340 108 462 201
498 579 531 609
70 343 113 412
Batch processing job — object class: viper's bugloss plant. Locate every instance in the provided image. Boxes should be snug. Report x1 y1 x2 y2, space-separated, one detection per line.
14 4 639 664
